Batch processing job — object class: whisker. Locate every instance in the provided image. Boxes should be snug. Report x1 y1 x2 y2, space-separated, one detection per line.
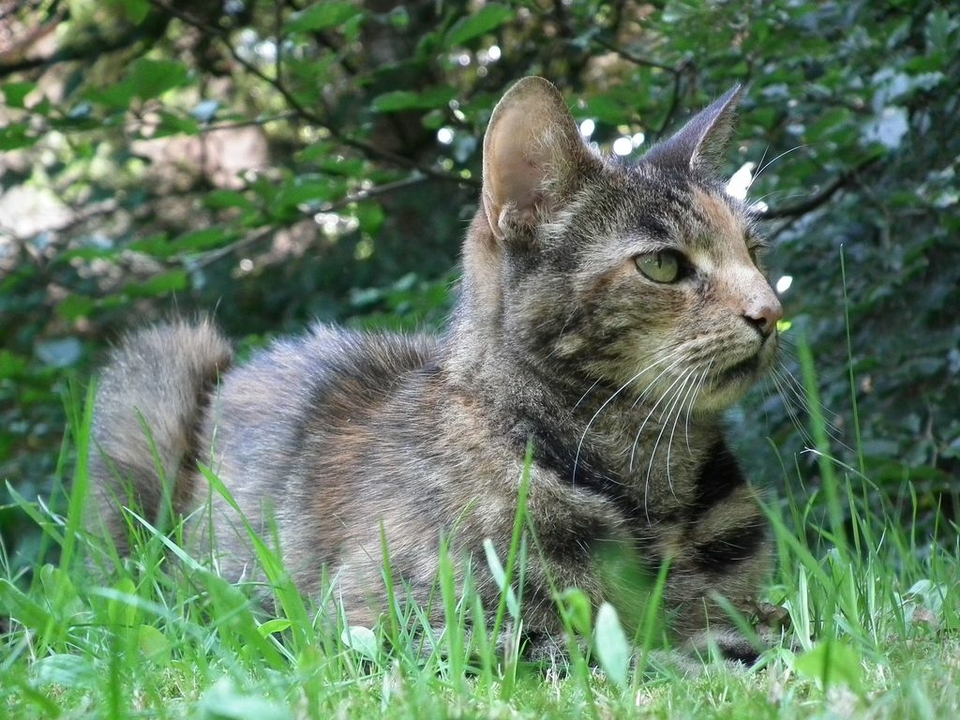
684 359 715 455
573 348 685 484
750 144 808 188
630 367 685 470
767 369 816 449
662 368 703 502
770 363 852 454
629 368 693 517
573 378 603 410
770 347 846 436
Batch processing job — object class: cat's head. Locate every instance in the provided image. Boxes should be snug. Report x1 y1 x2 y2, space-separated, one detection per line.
469 77 781 414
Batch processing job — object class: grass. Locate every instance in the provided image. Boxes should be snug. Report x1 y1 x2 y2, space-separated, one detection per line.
2 372 959 720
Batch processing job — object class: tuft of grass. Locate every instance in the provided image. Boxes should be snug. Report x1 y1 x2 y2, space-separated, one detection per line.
2 368 959 719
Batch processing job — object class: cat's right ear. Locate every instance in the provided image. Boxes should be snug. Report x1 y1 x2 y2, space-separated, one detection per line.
481 77 589 241
644 85 744 177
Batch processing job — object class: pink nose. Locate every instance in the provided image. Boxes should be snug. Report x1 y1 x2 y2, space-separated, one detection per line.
743 294 783 337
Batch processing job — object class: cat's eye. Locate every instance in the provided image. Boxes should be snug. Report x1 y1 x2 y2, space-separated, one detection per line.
635 250 684 283
745 232 769 265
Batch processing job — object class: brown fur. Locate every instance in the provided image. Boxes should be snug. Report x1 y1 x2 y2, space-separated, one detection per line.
88 78 784 661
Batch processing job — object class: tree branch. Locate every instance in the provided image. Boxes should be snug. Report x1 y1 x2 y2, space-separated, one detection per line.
656 59 694 137
588 35 694 139
591 36 679 73
146 0 479 188
760 154 883 221
189 174 435 270
0 11 169 79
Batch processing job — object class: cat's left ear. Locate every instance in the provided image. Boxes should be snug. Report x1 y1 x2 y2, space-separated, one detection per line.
644 85 743 176
481 77 592 242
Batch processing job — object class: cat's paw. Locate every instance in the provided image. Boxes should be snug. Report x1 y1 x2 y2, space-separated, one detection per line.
680 603 792 667
753 600 790 633
681 627 766 665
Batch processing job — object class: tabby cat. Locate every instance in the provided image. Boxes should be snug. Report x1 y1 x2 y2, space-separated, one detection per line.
88 77 785 662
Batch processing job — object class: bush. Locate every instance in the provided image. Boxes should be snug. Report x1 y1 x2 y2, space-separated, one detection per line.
2 0 958 570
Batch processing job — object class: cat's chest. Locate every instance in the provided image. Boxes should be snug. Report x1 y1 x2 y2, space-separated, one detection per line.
499 388 731 524
517 422 711 524
585 411 716 501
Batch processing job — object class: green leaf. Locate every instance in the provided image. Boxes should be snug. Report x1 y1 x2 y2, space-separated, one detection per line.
84 58 189 109
482 538 519 620
925 8 959 54
127 58 190 101
295 140 338 164
314 155 366 177
152 110 200 137
273 176 343 211
257 618 292 638
559 588 593 636
593 602 630 688
0 123 35 150
794 640 864 694
354 202 384 234
105 0 151 24
123 270 188 298
372 87 457 113
0 350 29 377
31 653 96 688
340 625 379 662
138 624 171 663
105 577 139 629
199 678 292 720
174 227 234 253
204 190 254 210
128 234 175 258
38 565 82 616
0 578 52 631
83 84 135 110
582 94 629 125
2 81 36 108
445 4 513 47
286 2 363 33
373 90 426 112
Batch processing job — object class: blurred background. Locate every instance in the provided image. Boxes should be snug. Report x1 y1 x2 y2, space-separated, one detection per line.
1 0 958 574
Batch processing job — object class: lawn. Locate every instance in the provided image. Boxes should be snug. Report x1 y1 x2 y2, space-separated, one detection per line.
2 383 958 720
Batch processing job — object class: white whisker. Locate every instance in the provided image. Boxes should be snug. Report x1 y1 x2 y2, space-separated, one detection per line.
572 347 685 483
684 359 715 455
630 367 692 518
749 144 808 188
662 368 703 503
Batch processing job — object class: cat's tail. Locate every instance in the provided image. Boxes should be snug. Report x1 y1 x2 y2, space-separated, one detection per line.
87 318 232 555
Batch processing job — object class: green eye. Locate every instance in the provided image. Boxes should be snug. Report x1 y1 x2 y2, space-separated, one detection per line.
635 250 683 283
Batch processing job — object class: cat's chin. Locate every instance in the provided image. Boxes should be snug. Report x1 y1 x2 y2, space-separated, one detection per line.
696 352 770 412
718 353 762 385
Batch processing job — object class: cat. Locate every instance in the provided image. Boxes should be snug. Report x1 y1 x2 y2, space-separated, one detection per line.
87 77 786 663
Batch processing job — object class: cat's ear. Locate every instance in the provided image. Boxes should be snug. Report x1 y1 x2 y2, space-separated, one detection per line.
644 85 743 176
482 77 589 241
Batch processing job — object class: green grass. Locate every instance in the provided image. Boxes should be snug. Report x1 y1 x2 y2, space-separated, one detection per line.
2 376 959 720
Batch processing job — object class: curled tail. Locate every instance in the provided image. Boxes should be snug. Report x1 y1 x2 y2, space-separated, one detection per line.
87 318 232 554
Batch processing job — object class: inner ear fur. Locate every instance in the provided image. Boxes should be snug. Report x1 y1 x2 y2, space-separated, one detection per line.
481 77 591 240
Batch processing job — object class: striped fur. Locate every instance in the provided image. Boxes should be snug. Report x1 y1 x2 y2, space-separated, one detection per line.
88 78 784 662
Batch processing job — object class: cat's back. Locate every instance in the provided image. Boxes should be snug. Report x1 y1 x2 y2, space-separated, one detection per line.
201 323 440 490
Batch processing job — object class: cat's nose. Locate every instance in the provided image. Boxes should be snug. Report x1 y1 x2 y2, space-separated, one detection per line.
743 293 783 338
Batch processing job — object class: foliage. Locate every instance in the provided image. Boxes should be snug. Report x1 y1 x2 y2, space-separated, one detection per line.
1 1 958 574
